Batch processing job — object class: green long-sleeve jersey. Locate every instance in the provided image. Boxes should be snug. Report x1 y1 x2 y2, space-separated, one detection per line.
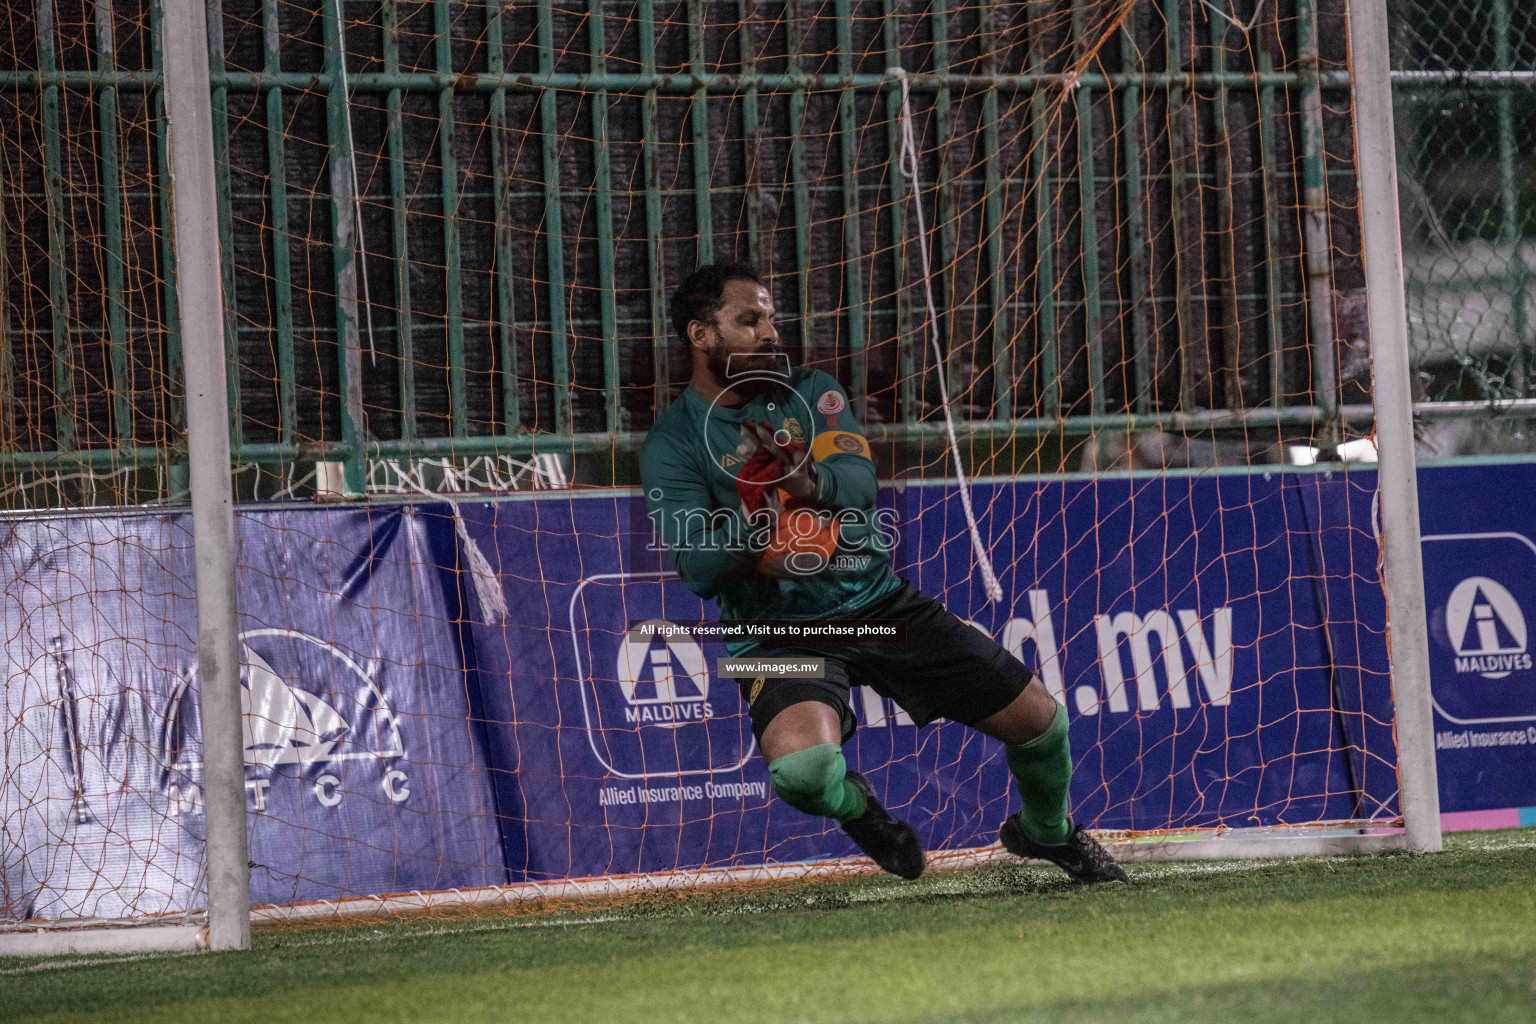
639 367 901 654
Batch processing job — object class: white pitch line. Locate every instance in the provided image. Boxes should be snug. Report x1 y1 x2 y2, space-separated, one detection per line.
0 949 205 976
0 915 626 975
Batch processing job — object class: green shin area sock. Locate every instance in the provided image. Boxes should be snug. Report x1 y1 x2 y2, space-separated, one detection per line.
1004 702 1072 845
768 744 867 822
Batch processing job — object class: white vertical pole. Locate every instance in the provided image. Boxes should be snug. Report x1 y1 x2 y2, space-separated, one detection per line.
160 0 252 946
1348 0 1442 853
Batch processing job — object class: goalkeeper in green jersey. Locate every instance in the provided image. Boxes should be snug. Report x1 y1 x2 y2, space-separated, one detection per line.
639 263 1126 884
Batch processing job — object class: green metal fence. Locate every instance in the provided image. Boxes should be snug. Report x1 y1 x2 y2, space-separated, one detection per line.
0 0 179 496
208 0 1381 485
0 1 1531 498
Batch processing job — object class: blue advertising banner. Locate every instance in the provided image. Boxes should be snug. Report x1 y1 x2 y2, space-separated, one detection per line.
6 460 1534 921
225 506 504 905
899 474 1367 831
461 497 784 885
1290 471 1402 821
1418 462 1536 814
461 470 1387 885
0 506 503 921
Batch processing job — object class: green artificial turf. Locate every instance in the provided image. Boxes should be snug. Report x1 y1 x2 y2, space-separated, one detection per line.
4 829 1534 1024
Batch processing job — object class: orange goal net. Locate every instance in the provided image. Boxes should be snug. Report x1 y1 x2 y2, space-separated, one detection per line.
0 0 1414 943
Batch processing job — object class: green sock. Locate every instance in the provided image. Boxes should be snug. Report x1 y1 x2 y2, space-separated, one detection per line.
1004 702 1072 845
768 743 867 821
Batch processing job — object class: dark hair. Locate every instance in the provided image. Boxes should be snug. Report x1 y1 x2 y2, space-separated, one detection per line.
669 263 765 345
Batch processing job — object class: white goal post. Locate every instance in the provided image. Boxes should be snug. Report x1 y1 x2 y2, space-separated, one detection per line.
1347 0 1443 855
160 0 251 954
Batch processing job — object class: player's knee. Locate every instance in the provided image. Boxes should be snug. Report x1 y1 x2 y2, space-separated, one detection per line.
768 743 846 816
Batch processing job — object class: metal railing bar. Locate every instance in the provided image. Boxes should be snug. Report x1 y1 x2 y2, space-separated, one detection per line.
436 0 466 439
1492 0 1527 394
36 0 74 452
486 0 519 434
590 0 620 433
323 0 366 491
983 0 1009 419
1119 11 1151 416
933 0 961 409
96 0 133 446
1299 0 1340 445
205 398 1536 463
740 0 765 271
882 0 914 425
537 0 572 433
1075 0 1103 418
214 165 1317 203
150 0 183 454
688 0 714 266
640 0 671 417
788 0 814 366
1030 7 1056 416
207 0 242 450
834 0 867 418
1211 7 1243 412
1257 11 1286 411
3 67 1529 92
1166 0 1196 412
263 0 296 448
8 394 1526 471
384 0 416 444
197 69 1328 92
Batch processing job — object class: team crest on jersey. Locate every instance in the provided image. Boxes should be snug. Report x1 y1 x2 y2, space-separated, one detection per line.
781 417 805 443
816 390 845 415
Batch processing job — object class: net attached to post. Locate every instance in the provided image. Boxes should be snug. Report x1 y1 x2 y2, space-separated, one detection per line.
2 0 1419 943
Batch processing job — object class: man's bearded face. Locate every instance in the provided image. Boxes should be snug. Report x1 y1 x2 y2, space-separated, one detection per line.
700 280 787 398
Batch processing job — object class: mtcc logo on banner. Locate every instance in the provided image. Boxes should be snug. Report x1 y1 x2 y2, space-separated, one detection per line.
1424 533 1536 725
571 573 755 779
163 628 411 814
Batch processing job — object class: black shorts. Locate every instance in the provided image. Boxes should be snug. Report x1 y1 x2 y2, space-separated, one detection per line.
735 580 1034 743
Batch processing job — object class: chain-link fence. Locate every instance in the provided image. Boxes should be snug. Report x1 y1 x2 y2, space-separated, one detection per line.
1394 0 1536 454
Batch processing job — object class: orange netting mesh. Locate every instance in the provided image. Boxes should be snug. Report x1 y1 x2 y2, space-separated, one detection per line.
1 0 1398 931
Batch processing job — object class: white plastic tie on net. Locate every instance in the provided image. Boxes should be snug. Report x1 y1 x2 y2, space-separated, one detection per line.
886 67 1003 604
